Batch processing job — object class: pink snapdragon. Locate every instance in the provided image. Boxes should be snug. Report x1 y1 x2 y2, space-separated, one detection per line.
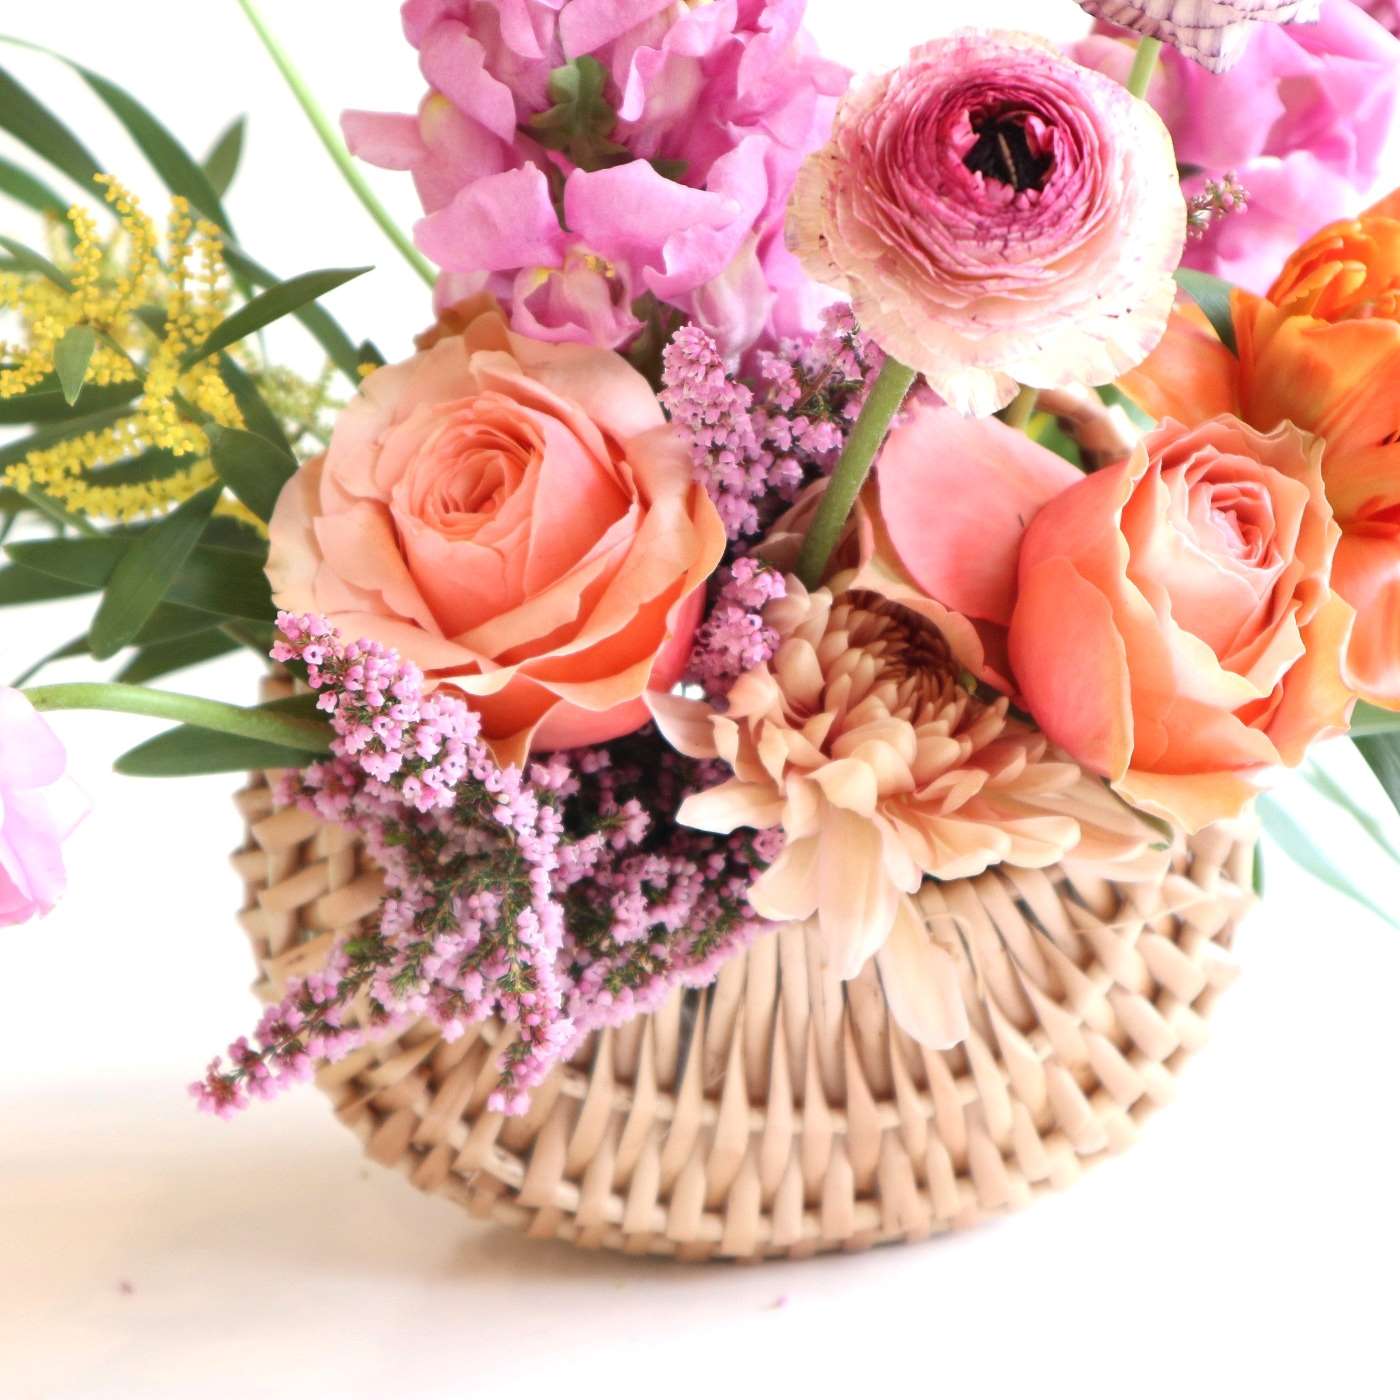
1075 0 1400 291
0 689 87 928
344 0 848 355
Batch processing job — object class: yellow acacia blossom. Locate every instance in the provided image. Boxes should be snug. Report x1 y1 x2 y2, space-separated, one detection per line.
0 177 332 529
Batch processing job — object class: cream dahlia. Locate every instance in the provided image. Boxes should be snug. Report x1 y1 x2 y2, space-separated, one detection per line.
649 581 1168 1047
1079 1 1323 72
787 30 1185 417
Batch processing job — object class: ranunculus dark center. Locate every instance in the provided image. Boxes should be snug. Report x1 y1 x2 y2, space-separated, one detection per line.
963 115 1052 193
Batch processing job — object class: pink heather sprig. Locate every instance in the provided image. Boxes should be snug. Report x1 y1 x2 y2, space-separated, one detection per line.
661 305 885 541
685 558 788 701
1187 171 1249 240
194 615 776 1120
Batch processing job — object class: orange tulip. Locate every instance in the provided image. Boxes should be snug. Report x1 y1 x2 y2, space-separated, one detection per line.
1124 188 1400 708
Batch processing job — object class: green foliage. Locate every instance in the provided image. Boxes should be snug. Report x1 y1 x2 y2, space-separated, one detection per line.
183 265 370 369
88 485 221 659
53 324 96 405
207 425 297 523
1174 267 1238 356
202 117 246 200
527 57 632 172
1259 794 1399 930
114 693 329 777
1355 733 1400 824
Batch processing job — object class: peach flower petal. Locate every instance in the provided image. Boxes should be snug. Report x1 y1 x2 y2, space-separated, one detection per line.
265 304 723 760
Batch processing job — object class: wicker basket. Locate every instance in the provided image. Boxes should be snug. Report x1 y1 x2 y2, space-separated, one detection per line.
232 761 1254 1261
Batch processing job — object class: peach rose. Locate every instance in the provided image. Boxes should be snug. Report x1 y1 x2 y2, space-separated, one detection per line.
267 306 725 764
1123 188 1400 707
873 402 1356 830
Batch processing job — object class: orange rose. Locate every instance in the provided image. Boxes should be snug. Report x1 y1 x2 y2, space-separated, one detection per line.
871 402 1355 831
267 306 725 765
1124 188 1400 707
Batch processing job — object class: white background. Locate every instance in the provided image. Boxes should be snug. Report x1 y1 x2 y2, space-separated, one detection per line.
2 3 1399 1398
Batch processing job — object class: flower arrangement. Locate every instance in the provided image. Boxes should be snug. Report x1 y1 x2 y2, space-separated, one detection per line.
3 0 1399 1217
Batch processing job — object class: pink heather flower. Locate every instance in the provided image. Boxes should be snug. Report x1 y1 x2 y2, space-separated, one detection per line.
1078 0 1322 71
1076 1 1400 292
0 688 87 927
789 31 1185 417
343 0 848 357
660 306 883 539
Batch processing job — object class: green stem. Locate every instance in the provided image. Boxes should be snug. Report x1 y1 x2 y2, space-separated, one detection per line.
233 0 438 290
795 356 917 590
1126 36 1162 100
24 682 332 751
1001 385 1039 433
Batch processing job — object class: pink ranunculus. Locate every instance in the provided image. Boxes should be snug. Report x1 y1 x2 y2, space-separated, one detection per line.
1075 0 1400 292
873 402 1357 831
788 31 1185 418
343 0 848 357
0 689 87 927
265 302 726 767
1077 0 1322 70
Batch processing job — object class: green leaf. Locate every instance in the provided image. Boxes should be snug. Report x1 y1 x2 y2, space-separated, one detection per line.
1355 733 1400 823
0 378 140 425
217 356 291 456
203 116 246 199
88 486 222 659
115 727 312 778
222 243 363 382
1259 795 1399 930
207 424 296 523
6 43 235 232
0 562 91 605
53 324 96 405
526 56 631 172
165 545 274 622
1303 758 1400 864
1097 382 1156 432
0 152 68 217
16 484 99 536
1349 700 1400 739
0 232 74 291
88 446 189 489
7 537 274 622
1174 267 1239 356
6 534 123 587
183 266 370 368
356 339 386 371
116 627 240 686
0 64 102 191
200 515 267 556
24 682 332 754
1252 843 1264 897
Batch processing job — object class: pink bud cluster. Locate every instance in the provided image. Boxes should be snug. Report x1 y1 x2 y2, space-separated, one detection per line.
685 558 789 701
661 304 884 540
193 614 775 1119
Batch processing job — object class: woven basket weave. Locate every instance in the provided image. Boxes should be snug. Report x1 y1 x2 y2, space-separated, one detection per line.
232 758 1254 1261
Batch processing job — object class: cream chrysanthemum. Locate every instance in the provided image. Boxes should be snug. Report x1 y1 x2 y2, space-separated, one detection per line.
650 582 1169 1048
